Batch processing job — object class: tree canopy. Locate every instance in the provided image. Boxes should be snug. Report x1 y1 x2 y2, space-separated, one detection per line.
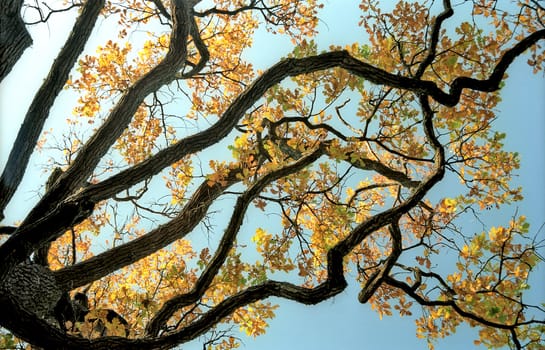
0 0 544 349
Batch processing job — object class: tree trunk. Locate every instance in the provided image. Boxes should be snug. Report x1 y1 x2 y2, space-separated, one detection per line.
0 263 62 320
0 0 32 84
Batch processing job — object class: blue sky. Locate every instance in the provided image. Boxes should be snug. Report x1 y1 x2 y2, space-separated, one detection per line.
1 1 544 349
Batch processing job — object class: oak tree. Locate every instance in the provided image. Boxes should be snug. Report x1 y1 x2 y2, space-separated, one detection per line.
0 0 544 349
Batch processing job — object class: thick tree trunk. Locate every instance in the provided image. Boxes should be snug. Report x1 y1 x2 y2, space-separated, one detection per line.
0 263 62 320
0 0 31 84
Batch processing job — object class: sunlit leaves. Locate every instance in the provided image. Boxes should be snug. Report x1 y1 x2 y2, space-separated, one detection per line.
88 238 199 337
438 198 457 214
166 157 193 206
233 303 278 337
252 228 294 273
413 215 541 348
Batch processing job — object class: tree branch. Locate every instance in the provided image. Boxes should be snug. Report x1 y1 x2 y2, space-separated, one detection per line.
337 151 421 188
21 0 191 227
358 220 403 303
414 0 454 78
146 147 325 335
342 29 545 106
449 29 545 98
0 197 94 282
74 28 544 208
0 0 104 220
147 95 447 338
330 93 445 261
383 275 521 330
0 0 32 84
0 0 193 273
53 170 240 290
177 10 209 78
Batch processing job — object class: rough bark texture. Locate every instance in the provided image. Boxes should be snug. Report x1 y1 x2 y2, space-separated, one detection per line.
0 0 31 85
0 263 62 323
0 0 105 221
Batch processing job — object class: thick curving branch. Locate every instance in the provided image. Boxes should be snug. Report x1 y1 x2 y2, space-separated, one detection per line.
77 51 352 205
0 197 94 282
146 147 325 335
326 93 445 266
140 96 447 345
53 170 240 290
151 279 349 347
449 29 545 97
56 0 190 193
342 29 545 106
20 0 191 229
358 220 403 303
72 28 545 209
0 0 192 277
177 10 210 78
0 0 32 84
144 92 447 342
383 275 522 330
337 150 422 188
0 0 104 220
414 0 454 78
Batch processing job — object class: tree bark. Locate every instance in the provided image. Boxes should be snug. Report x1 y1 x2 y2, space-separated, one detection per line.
0 0 105 221
0 263 62 320
0 0 31 85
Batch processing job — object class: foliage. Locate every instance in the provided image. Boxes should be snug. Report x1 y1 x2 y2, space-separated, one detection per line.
0 0 544 349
